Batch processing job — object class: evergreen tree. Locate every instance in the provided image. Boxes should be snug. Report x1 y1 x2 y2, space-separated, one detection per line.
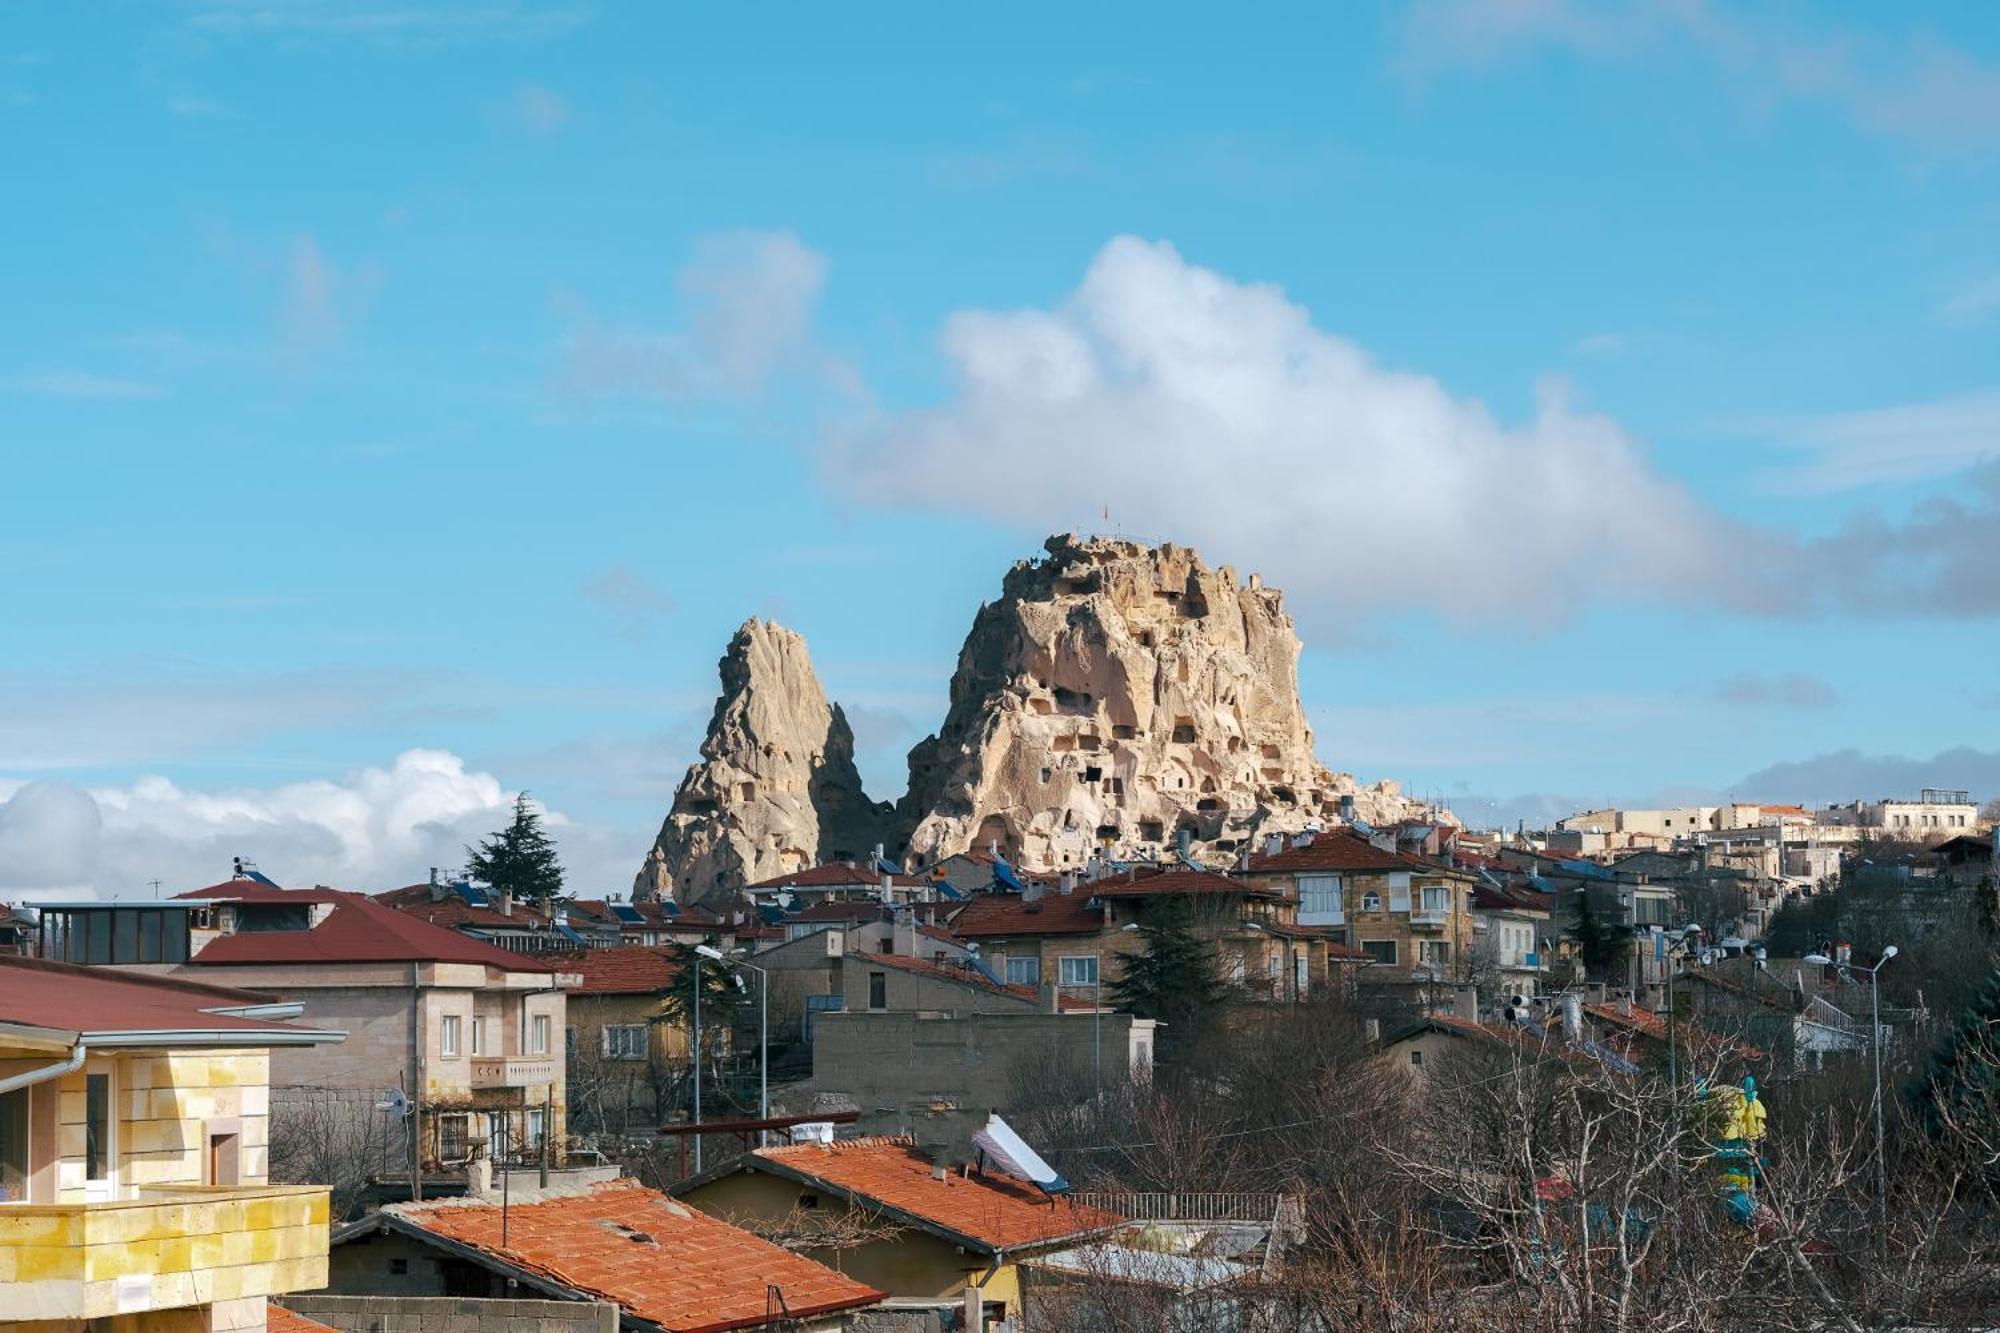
1569 888 1631 982
465 793 565 907
653 940 752 1107
1109 897 1229 1052
1909 963 2000 1154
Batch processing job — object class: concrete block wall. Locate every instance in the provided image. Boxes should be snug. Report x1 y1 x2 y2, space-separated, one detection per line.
281 1296 618 1333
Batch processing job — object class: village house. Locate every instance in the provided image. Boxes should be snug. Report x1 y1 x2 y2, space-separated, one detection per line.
676 1135 1123 1329
1469 881 1554 996
36 875 578 1184
0 955 342 1333
1244 829 1479 992
327 1177 884 1332
742 860 935 910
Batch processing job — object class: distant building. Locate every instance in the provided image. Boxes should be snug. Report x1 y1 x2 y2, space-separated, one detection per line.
1820 789 1980 841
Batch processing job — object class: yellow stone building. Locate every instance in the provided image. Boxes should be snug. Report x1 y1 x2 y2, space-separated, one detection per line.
0 956 343 1333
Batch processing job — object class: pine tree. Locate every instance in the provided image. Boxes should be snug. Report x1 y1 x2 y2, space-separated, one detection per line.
1910 963 2000 1150
465 793 565 908
1109 897 1229 1052
1569 888 1630 982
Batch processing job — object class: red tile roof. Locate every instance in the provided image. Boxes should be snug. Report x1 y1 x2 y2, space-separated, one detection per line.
374 884 553 933
1246 831 1411 874
1472 883 1555 914
736 1137 1123 1253
950 891 1104 938
1584 1002 1764 1062
1087 866 1277 900
178 880 558 972
266 1306 338 1333
388 1179 882 1333
0 956 341 1044
544 946 682 995
860 951 1096 1011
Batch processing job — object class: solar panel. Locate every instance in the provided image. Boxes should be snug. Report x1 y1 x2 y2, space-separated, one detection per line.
610 903 644 924
453 882 490 907
992 860 1028 894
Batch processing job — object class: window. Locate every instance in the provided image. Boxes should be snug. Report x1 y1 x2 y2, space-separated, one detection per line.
389 1259 410 1276
0 1087 26 1202
868 972 887 1010
531 1014 551 1054
1059 956 1098 987
1409 1049 1424 1067
471 1017 486 1055
525 1108 546 1147
1360 940 1398 966
1005 956 1040 985
1360 891 1381 912
1299 874 1341 915
1420 886 1452 916
439 1113 469 1163
440 1015 461 1058
85 1073 110 1182
1388 880 1412 913
1420 941 1452 964
602 1025 647 1060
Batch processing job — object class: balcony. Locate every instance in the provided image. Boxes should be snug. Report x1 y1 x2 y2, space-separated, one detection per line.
1410 908 1449 928
470 1055 559 1089
0 1184 329 1320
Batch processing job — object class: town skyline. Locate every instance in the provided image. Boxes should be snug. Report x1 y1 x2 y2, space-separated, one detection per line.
5 4 1999 897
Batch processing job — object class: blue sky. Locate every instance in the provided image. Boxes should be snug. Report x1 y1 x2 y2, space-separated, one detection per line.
2 1 1997 896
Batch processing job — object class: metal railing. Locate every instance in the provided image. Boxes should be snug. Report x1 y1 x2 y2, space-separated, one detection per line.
1069 1191 1304 1231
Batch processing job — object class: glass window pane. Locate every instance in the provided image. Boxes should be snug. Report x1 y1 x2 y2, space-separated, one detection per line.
0 1088 27 1202
86 913 111 965
139 911 163 963
165 915 189 964
85 1074 109 1180
113 911 139 963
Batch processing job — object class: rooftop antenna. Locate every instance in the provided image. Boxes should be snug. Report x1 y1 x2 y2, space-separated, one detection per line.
148 879 163 900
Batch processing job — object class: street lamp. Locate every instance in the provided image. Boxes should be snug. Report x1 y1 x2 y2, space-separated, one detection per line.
691 944 725 1172
727 949 771 1145
1804 945 1900 1228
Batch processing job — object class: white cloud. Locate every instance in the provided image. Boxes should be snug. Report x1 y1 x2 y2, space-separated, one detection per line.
0 749 632 899
1756 390 2000 492
1397 1 2000 154
559 230 850 401
831 235 1767 625
1711 671 1837 709
1940 275 2000 326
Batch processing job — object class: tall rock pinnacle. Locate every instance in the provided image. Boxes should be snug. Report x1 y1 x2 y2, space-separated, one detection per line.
633 619 891 903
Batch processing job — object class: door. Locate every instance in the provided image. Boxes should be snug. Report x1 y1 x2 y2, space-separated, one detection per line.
83 1070 115 1202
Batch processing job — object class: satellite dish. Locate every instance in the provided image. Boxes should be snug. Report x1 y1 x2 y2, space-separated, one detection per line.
375 1088 411 1117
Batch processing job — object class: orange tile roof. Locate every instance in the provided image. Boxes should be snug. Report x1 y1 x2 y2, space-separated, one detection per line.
950 890 1104 938
1246 830 1412 874
387 1179 882 1333
544 945 683 995
1584 1002 1765 1061
1087 865 1277 899
737 1136 1122 1253
266 1306 338 1333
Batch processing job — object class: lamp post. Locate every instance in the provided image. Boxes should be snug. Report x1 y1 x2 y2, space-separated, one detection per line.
1805 945 1900 1229
728 950 770 1145
692 944 725 1172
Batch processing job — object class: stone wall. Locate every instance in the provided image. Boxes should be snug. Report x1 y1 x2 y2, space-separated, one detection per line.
281 1296 616 1333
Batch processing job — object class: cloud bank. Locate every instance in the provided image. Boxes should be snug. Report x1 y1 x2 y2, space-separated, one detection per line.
0 749 628 899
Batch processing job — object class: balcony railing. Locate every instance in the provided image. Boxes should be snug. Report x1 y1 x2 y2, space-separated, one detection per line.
1410 908 1449 927
0 1183 329 1320
470 1055 560 1089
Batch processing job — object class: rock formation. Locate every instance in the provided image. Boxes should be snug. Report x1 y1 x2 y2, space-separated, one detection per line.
897 534 1438 870
637 537 1448 899
633 619 893 903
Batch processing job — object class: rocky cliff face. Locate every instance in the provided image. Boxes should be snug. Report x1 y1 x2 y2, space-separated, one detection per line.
637 538 1445 899
896 534 1434 869
633 619 892 903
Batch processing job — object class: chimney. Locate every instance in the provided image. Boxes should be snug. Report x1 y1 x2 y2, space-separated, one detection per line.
498 889 513 918
1290 831 1313 850
1453 986 1479 1023
1176 827 1193 860
1023 878 1045 904
1363 1018 1381 1045
1617 992 1633 1018
1339 794 1356 822
1561 992 1582 1041
1587 982 1608 1008
1039 981 1061 1013
893 911 918 957
1236 846 1250 871
1264 832 1283 858
1058 871 1074 896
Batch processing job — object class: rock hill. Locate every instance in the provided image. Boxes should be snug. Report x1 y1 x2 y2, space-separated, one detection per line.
635 535 1444 903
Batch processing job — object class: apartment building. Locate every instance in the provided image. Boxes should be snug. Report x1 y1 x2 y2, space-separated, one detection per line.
1244 830 1478 989
0 956 341 1332
35 876 577 1180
